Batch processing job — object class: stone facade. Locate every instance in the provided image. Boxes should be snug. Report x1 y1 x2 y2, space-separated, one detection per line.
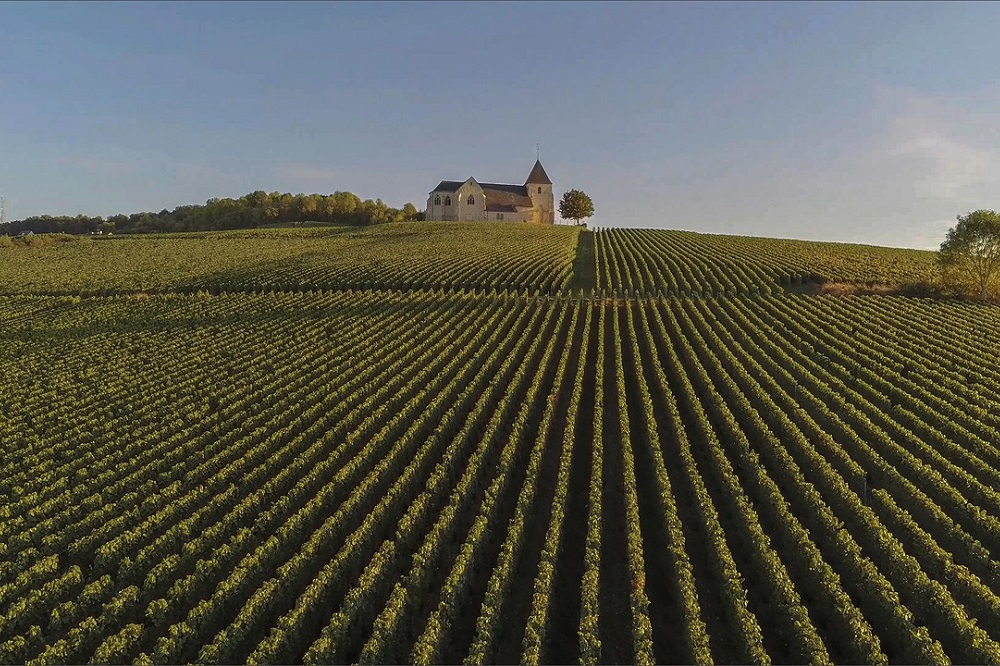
425 160 554 224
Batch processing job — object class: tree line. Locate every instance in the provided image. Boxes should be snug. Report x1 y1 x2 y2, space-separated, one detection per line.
1 190 423 235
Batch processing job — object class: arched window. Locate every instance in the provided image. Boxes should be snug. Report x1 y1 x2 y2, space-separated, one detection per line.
434 195 441 205
444 196 451 206
537 187 542 193
467 195 475 205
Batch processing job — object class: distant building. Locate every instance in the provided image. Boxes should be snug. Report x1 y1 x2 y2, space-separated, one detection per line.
425 160 554 224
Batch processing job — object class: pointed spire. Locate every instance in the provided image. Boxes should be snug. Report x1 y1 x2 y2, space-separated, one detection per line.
525 159 552 185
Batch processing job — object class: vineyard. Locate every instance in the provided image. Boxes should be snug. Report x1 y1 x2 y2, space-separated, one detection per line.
591 228 938 295
0 224 580 296
3 223 1000 664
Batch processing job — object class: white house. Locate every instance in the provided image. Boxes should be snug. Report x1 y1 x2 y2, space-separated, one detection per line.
425 160 554 224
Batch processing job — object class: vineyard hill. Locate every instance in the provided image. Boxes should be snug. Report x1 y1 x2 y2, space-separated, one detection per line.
3 222 998 665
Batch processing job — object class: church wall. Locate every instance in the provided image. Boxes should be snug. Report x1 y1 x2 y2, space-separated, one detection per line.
454 182 486 222
425 195 454 221
425 162 553 223
527 185 555 224
426 182 488 222
425 197 547 223
486 209 533 223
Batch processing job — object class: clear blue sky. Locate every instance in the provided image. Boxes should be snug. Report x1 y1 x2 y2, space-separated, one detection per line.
2 1 999 248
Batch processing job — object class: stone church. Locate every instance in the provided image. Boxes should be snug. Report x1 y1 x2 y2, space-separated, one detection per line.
425 160 554 224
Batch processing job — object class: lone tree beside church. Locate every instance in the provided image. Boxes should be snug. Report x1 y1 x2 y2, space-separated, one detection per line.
559 189 594 226
939 209 1000 300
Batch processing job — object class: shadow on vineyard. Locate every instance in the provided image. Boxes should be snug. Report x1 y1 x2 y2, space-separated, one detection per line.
544 308 595 666
569 230 597 294
778 276 947 299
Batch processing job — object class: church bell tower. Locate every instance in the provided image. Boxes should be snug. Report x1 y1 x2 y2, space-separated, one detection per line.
525 159 554 224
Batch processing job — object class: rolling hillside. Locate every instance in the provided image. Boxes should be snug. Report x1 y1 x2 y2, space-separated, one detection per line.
3 223 998 665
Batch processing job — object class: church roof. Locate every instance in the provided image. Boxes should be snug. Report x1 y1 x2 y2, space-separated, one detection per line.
480 183 526 195
481 184 533 208
486 204 519 213
432 180 465 193
430 171 538 208
525 160 552 185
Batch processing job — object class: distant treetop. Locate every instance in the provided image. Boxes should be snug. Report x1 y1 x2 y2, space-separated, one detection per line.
559 189 594 226
2 190 423 236
938 209 1000 299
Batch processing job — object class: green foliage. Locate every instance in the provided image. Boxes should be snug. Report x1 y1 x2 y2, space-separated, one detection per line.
938 209 1000 299
0 233 78 250
4 224 1000 664
558 189 594 225
2 190 422 236
0 223 580 296
594 228 938 295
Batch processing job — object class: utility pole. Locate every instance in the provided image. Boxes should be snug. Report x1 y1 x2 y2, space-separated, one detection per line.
0 195 6 227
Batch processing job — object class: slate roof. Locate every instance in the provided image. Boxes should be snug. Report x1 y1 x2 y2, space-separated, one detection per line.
525 160 552 185
481 184 533 208
480 183 527 195
431 168 544 209
432 181 465 193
